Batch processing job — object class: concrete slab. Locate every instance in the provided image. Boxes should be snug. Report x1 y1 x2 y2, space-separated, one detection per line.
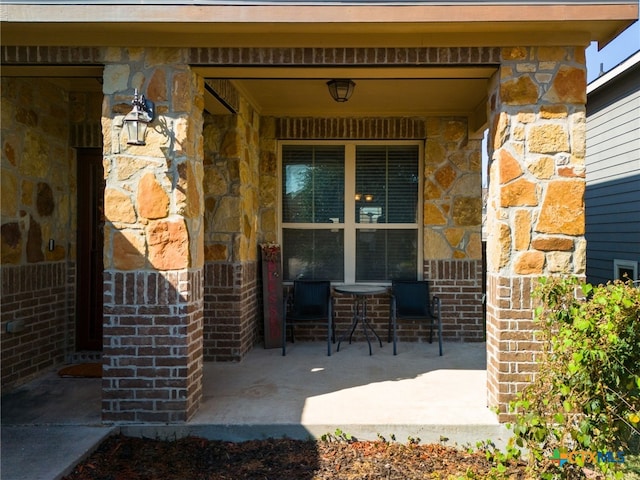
1 341 512 480
129 341 511 448
1 425 115 480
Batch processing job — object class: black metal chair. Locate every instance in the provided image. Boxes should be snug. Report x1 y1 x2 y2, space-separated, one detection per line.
282 280 335 356
388 280 443 356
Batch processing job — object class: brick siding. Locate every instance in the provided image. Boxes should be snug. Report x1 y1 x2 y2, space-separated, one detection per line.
1 263 73 389
203 262 260 362
102 269 203 423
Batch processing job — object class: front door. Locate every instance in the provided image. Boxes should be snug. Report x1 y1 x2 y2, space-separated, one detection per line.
76 148 104 351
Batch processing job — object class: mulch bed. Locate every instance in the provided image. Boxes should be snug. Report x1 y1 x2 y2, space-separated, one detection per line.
63 434 529 479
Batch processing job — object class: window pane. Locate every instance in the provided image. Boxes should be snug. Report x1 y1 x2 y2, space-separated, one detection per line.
356 145 419 224
283 229 344 282
282 145 345 223
356 229 417 281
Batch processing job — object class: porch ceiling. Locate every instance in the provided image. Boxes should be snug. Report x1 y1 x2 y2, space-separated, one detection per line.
2 1 635 123
4 64 495 123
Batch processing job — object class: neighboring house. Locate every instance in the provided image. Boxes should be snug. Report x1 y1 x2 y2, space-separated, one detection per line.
0 1 637 424
585 51 640 285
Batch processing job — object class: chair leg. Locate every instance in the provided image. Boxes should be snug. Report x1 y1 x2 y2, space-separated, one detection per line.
437 317 443 356
392 315 397 356
282 317 287 356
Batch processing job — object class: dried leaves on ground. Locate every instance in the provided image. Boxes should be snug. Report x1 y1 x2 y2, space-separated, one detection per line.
63 434 529 480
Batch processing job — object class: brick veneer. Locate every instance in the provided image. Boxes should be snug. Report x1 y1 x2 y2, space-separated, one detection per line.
425 259 484 341
275 117 426 139
285 259 484 345
203 262 259 361
2 46 501 68
187 47 501 66
102 269 203 423
1 263 73 389
486 273 540 420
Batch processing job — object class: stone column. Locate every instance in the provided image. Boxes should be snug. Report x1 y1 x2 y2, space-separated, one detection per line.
485 47 587 420
101 49 205 422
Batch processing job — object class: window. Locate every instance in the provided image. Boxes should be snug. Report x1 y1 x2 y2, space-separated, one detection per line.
613 259 638 282
280 142 421 283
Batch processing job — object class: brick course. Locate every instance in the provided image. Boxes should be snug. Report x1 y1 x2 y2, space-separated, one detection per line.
102 269 203 423
1 263 73 389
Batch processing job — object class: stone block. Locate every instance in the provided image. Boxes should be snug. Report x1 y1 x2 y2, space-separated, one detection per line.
105 188 136 224
423 203 447 226
147 219 190 270
514 251 545 275
531 236 574 251
528 124 569 154
536 180 585 235
500 178 538 207
500 76 539 105
112 228 146 270
1 171 18 217
497 149 522 184
543 66 586 104
137 173 169 220
514 210 531 251
527 156 554 179
423 228 452 259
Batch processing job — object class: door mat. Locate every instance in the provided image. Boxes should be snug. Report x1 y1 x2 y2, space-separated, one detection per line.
58 363 102 378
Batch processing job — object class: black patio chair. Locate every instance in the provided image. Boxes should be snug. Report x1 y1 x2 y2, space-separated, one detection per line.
388 280 443 356
282 280 335 356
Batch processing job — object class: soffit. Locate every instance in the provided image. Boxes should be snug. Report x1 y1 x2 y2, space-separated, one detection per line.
1 3 637 47
2 2 635 123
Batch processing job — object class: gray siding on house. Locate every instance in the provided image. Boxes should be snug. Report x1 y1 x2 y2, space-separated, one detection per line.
585 54 640 285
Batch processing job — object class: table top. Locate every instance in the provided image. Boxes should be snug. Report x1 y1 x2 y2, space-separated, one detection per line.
333 284 388 295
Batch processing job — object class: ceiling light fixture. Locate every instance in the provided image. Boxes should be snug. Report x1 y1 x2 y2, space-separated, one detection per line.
327 79 355 103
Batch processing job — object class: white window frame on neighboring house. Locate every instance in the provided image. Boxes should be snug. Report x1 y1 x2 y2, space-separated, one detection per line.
613 258 638 282
278 140 423 284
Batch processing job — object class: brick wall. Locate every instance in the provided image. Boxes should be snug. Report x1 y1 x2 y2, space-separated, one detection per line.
283 259 484 345
102 269 203 423
1 263 73 389
203 262 259 361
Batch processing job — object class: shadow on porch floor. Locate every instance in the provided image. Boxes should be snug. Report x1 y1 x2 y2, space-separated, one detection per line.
1 341 512 480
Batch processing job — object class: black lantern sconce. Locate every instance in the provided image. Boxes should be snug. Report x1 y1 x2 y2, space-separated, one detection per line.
123 89 155 145
327 79 356 102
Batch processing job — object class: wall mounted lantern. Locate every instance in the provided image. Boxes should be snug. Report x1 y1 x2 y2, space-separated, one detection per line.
123 89 155 145
327 79 355 102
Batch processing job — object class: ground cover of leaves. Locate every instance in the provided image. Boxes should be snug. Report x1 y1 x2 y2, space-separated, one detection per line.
63 434 529 479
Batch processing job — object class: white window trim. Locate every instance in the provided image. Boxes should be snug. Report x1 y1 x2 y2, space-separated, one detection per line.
277 140 424 285
613 258 638 281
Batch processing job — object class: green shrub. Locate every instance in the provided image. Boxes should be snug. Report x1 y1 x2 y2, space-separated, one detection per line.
508 276 640 479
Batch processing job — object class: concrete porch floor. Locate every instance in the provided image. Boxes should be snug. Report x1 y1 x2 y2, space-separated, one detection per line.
1 341 511 480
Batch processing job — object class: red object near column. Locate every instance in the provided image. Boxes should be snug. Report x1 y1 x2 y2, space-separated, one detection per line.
261 243 283 348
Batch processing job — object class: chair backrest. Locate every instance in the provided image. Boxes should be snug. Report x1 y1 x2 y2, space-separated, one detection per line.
392 280 430 317
291 280 331 318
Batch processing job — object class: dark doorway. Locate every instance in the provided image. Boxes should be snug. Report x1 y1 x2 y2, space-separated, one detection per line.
76 148 104 351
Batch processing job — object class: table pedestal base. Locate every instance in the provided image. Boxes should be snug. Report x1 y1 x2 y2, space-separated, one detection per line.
337 295 383 355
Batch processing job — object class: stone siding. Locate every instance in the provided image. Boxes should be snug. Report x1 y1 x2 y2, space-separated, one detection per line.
101 49 205 422
202 95 262 361
1 77 76 389
485 46 587 419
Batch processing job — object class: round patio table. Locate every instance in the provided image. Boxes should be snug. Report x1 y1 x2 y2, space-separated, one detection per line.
334 284 387 355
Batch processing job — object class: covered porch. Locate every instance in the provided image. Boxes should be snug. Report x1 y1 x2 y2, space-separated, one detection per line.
1 342 509 480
